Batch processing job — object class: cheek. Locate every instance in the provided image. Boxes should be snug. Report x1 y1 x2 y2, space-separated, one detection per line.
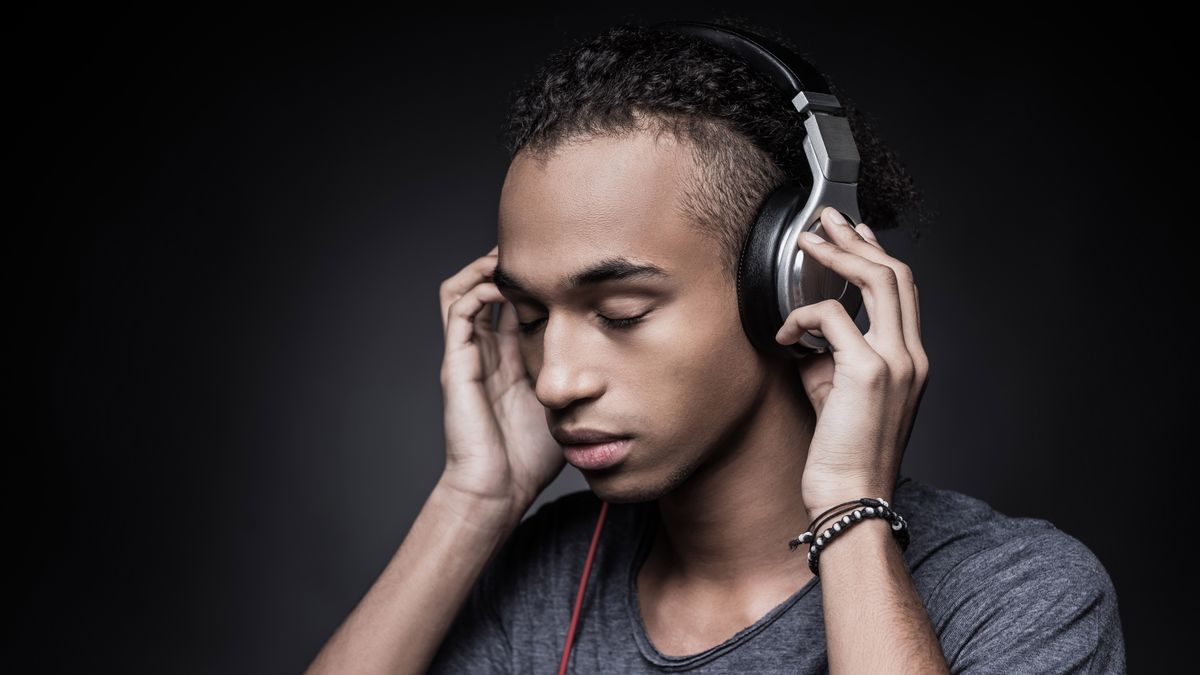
635 298 763 422
675 287 757 371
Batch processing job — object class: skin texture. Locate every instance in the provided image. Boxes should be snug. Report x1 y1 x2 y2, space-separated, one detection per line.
496 126 944 671
496 128 828 651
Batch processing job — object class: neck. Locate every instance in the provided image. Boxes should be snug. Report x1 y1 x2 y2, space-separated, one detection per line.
645 367 817 590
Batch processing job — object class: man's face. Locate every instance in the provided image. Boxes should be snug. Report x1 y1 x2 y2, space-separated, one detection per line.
496 129 772 503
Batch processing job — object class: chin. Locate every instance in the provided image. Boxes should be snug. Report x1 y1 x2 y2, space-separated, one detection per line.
582 451 703 505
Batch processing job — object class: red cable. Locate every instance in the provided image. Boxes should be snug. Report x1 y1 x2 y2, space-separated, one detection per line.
557 498 608 675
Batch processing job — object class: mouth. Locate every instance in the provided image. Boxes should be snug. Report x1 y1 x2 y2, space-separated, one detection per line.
561 437 634 471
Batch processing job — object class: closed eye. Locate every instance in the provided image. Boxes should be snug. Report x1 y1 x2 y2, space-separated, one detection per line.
516 311 650 335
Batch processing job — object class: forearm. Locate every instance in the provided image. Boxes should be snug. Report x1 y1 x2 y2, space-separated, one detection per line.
817 516 950 674
305 475 525 675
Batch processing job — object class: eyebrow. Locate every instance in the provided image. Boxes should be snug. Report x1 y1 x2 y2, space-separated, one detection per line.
492 256 671 297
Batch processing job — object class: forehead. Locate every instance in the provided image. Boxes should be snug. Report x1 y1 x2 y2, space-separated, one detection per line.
497 130 706 288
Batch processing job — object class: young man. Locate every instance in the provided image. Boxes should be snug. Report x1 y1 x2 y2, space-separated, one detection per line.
305 18 1126 674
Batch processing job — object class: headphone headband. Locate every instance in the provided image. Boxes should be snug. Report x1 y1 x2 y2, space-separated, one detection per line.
650 20 842 116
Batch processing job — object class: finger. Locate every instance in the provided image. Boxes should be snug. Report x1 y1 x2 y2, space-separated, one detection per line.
912 282 921 340
475 293 496 337
440 252 500 336
855 222 884 251
477 246 503 336
838 214 931 394
495 299 525 372
800 216 905 355
818 207 872 247
445 279 507 354
496 297 519 337
816 207 922 359
910 281 928 385
776 298 878 367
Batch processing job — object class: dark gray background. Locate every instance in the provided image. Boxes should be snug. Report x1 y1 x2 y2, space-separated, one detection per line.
14 5 1189 673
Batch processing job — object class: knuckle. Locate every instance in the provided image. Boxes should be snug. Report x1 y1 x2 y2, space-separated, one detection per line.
891 356 916 383
862 355 890 381
819 298 847 317
871 264 899 288
786 301 816 325
447 291 470 317
913 352 931 379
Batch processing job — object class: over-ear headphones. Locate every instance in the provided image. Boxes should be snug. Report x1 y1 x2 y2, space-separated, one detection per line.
654 19 865 361
557 21 865 674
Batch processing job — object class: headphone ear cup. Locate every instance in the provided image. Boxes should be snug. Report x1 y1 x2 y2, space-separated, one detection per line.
736 181 822 360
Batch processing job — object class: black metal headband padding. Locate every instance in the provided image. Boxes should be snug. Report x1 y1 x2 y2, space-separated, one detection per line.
650 20 833 97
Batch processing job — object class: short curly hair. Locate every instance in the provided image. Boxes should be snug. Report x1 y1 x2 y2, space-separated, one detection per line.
501 15 934 282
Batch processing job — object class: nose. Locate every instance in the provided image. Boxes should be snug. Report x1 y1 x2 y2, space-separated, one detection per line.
531 314 605 410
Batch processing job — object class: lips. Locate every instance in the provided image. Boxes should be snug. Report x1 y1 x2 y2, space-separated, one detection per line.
552 427 635 471
551 427 633 446
561 437 634 471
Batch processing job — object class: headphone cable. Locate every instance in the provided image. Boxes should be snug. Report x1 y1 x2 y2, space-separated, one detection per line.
557 498 609 675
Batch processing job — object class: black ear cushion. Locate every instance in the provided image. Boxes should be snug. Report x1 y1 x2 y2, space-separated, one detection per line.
736 181 812 359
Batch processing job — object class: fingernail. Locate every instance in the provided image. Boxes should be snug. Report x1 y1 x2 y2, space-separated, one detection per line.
802 231 826 245
857 222 875 239
826 208 848 226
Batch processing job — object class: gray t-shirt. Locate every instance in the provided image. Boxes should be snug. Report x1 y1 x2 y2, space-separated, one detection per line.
428 474 1125 673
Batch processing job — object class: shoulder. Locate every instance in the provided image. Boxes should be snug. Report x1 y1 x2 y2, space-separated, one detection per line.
892 477 1126 671
929 519 1119 613
894 474 1060 550
894 474 1121 622
893 474 1076 584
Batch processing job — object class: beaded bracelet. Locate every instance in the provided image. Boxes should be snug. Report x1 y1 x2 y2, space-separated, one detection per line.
807 498 905 546
787 497 910 577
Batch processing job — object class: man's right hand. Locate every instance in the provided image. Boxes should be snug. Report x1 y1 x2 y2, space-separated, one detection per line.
437 244 565 520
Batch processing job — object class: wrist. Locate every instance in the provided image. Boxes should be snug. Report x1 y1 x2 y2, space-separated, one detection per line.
811 515 896 564
800 497 906 577
805 490 895 526
434 474 527 529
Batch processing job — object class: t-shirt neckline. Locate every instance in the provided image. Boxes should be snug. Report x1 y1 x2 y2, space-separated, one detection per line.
624 502 821 669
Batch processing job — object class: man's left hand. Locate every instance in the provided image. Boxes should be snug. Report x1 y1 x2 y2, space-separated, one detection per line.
775 206 931 521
